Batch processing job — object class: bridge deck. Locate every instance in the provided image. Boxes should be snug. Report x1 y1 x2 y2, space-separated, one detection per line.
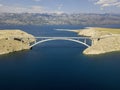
34 37 90 39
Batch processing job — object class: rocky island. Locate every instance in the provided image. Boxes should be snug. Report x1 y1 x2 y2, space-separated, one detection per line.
0 30 35 55
75 27 120 55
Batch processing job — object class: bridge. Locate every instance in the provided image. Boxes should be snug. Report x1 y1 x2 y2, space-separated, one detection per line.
11 34 120 49
29 37 91 48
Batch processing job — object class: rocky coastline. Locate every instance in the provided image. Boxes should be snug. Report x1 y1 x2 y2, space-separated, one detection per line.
0 30 35 55
76 27 120 55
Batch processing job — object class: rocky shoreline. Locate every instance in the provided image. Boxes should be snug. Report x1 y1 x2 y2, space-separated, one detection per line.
76 27 120 55
0 30 35 55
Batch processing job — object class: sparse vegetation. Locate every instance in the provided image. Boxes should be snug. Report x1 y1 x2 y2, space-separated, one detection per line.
0 30 35 55
93 28 120 34
76 27 120 55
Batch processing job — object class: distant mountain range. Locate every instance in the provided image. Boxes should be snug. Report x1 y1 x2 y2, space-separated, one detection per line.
0 13 120 26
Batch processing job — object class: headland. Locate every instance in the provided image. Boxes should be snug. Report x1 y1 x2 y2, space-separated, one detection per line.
74 27 120 55
0 30 35 55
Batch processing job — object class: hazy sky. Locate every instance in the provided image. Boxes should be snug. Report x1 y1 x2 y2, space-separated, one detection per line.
0 0 120 13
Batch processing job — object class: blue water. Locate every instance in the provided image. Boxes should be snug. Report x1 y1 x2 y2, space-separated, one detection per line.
0 25 120 90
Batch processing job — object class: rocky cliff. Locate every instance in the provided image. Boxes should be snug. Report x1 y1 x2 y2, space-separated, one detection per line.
0 30 35 55
77 27 120 55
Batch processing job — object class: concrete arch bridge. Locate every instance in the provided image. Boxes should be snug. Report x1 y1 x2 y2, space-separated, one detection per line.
30 37 91 48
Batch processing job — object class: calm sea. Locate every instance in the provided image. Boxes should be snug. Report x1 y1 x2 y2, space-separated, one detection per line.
0 25 120 90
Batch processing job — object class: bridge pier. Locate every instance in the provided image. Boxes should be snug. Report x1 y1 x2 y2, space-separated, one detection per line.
91 38 100 46
84 39 86 44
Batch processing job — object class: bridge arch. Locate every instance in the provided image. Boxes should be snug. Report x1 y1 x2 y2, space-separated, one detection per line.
30 38 90 48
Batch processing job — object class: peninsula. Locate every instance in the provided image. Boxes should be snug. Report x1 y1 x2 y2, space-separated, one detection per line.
75 27 120 55
0 30 35 55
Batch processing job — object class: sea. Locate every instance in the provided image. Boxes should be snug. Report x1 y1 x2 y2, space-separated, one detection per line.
0 25 120 90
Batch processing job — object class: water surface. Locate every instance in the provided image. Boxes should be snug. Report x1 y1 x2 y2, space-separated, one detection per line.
0 25 120 90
